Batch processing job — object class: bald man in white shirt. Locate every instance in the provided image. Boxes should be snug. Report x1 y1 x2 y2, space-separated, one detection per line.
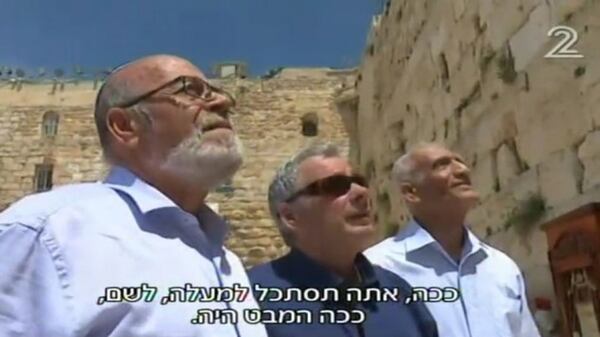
365 142 540 337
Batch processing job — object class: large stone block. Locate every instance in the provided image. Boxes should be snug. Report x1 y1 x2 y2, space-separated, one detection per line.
585 83 600 129
510 168 540 202
538 148 582 207
480 0 528 50
515 62 592 166
497 142 521 188
548 0 588 22
471 150 497 200
461 108 517 153
509 2 551 72
577 130 600 192
453 0 466 21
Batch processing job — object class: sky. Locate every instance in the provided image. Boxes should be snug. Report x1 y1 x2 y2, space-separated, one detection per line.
1 0 381 78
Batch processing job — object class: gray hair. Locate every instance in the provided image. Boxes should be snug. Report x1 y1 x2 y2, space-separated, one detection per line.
392 141 447 185
93 63 152 163
268 143 341 245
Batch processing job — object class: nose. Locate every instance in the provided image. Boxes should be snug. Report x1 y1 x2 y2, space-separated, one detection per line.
453 160 471 179
453 159 470 173
348 182 369 208
204 91 235 118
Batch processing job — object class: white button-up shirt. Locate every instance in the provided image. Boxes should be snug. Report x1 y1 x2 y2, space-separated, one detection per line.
365 219 541 337
0 166 267 337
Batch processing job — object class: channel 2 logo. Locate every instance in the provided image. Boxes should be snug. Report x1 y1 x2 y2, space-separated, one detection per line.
544 25 583 59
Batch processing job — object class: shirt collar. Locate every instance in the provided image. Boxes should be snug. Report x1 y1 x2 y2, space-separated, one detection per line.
103 166 178 213
399 218 487 257
102 165 229 246
286 248 379 289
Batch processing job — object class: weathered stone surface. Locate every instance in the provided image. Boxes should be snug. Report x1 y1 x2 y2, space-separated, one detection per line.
577 130 600 192
496 142 521 188
471 150 497 200
480 0 527 50
340 0 600 306
509 2 551 72
548 0 587 22
538 148 582 207
515 61 593 167
585 83 600 129
510 168 541 203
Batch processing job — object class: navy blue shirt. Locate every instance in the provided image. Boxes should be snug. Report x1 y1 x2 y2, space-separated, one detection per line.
248 249 438 337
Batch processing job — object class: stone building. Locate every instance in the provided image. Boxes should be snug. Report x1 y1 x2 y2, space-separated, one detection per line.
0 65 353 266
335 0 600 315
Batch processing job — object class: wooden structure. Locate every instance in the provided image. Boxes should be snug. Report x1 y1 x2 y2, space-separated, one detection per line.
544 203 600 337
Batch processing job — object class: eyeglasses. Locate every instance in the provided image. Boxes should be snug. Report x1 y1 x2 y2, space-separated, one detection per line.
115 75 236 109
285 174 368 202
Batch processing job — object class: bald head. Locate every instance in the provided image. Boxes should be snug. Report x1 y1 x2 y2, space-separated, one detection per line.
94 54 206 162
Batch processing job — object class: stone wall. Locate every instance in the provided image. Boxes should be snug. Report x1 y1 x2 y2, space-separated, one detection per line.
336 0 600 310
0 67 352 267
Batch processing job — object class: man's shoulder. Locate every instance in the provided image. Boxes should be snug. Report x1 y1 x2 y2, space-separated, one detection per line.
364 235 406 264
366 235 401 252
247 254 294 288
0 182 115 230
479 241 523 274
372 264 415 290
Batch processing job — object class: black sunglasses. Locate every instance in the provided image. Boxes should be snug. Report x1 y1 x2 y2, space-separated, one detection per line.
286 174 368 202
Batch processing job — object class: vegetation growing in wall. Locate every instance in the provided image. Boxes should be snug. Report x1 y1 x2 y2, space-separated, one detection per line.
502 193 546 236
479 47 496 73
496 46 517 84
368 44 375 56
574 66 586 78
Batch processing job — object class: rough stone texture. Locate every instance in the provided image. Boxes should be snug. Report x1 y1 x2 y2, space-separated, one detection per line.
577 130 600 192
538 148 583 206
336 0 600 309
509 2 551 72
0 68 352 267
470 150 497 200
496 142 521 189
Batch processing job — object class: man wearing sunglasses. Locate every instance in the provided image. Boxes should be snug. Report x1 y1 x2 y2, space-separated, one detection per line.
248 144 438 337
365 142 540 337
0 55 267 337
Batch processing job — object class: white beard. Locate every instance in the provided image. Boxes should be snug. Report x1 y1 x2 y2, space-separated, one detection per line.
159 128 244 190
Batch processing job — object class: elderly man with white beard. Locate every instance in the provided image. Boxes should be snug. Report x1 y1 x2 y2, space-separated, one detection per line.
0 55 268 337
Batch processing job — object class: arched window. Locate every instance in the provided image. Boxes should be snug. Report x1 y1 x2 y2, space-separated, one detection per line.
34 164 53 192
42 111 59 137
301 113 318 137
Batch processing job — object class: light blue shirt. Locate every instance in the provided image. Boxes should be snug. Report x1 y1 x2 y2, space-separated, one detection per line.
0 166 268 337
364 219 541 337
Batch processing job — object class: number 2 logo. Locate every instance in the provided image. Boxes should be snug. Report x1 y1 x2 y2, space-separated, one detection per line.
544 25 583 58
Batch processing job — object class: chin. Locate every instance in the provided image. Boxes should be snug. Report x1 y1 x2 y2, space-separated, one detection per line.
346 222 377 235
346 226 378 252
160 137 243 189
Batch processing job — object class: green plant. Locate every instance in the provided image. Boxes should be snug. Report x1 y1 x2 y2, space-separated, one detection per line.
479 47 496 73
502 194 546 235
496 47 517 83
574 66 586 78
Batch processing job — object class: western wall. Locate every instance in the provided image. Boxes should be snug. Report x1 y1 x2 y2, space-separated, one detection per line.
335 0 600 316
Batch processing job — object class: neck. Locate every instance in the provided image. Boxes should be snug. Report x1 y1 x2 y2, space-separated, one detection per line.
126 162 209 215
157 177 209 215
413 207 467 261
